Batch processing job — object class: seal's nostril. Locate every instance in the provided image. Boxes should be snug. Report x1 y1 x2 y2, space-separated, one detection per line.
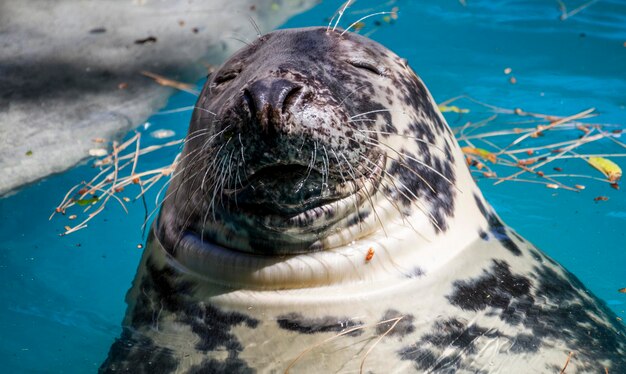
243 78 302 131
243 88 256 118
282 86 302 114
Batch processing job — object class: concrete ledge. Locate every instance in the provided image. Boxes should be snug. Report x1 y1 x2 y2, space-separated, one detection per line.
0 0 319 195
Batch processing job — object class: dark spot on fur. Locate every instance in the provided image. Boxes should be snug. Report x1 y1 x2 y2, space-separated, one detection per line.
487 214 522 256
100 328 178 373
509 333 541 353
276 313 363 336
388 147 456 232
447 260 531 312
188 357 255 374
474 194 522 256
406 267 426 278
474 193 487 216
446 260 626 370
398 318 496 373
103 254 258 372
478 230 488 240
377 310 415 337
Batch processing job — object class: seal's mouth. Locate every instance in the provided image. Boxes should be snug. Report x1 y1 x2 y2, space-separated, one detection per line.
225 164 343 216
176 154 386 257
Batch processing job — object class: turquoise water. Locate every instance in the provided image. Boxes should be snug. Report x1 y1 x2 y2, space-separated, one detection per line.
1 0 625 372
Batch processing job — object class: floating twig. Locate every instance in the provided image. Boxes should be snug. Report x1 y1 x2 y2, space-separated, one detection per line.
140 71 199 95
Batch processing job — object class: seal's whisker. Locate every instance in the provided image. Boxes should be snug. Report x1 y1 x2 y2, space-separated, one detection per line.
201 140 230 189
340 152 387 237
225 148 236 197
140 153 195 231
197 155 228 243
328 131 442 195
357 128 446 153
341 12 391 36
192 106 218 116
365 139 458 191
227 35 252 47
330 0 354 32
300 142 317 190
238 133 247 179
321 145 331 196
247 15 262 39
330 149 362 226
358 158 414 229
339 84 370 106
349 109 393 120
360 156 441 230
153 105 194 115
206 142 233 218
171 167 206 253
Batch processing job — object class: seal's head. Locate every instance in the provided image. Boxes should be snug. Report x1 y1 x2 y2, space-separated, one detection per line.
158 27 472 277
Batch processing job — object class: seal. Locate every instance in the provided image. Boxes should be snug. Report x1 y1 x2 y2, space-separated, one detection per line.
100 27 626 373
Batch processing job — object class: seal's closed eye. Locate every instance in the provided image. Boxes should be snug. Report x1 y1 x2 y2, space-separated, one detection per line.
347 59 384 76
214 70 240 85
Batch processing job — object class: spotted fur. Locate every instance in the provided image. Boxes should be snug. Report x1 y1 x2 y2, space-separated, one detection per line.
102 27 626 373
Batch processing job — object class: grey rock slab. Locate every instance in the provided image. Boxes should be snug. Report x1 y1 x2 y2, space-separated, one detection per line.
0 0 320 196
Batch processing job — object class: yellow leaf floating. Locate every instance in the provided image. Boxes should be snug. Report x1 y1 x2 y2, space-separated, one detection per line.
438 105 470 114
462 147 497 163
588 157 622 182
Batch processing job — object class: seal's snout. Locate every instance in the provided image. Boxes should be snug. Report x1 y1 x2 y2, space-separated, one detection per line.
243 78 303 132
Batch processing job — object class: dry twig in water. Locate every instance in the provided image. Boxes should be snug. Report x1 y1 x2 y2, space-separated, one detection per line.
50 132 181 235
141 71 199 95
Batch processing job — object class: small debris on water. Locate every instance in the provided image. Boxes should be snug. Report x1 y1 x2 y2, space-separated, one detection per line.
150 129 176 139
89 27 106 34
75 196 99 206
618 288 626 293
365 248 375 262
25 150 33 156
504 67 512 75
118 82 128 89
554 167 563 172
509 77 517 84
69 215 77 220
587 156 622 182
135 36 157 44
92 138 106 143
352 22 366 31
89 148 108 157
574 184 585 190
64 226 71 231
192 27 199 34
546 184 559 189
123 197 131 202
391 7 399 20
137 244 144 249
594 196 609 202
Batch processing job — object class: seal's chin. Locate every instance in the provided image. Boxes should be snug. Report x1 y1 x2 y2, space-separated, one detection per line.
224 164 342 216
